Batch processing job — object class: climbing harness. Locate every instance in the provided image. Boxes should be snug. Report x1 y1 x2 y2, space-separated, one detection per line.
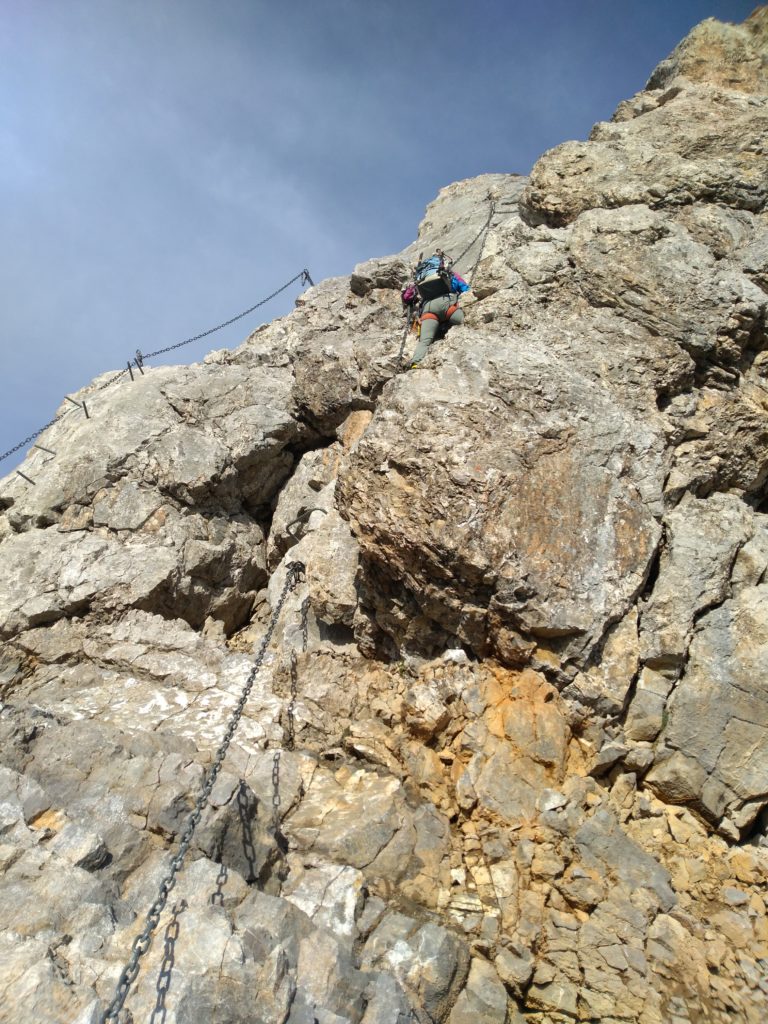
1 269 314 468
100 560 306 1024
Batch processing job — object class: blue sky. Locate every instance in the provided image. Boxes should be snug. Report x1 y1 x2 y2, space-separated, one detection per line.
0 0 758 468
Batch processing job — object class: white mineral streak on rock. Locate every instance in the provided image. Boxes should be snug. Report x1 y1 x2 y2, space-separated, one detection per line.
1 9 768 1023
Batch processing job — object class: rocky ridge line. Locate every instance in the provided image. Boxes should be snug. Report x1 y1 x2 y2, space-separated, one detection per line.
0 9 767 1024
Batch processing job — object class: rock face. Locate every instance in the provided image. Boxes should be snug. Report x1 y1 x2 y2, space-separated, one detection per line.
1 9 768 1023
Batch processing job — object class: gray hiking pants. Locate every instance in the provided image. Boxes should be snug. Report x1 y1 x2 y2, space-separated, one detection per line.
412 292 464 363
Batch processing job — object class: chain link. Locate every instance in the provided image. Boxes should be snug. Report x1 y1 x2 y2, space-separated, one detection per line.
465 201 496 289
285 597 309 751
271 748 282 838
286 651 298 751
100 560 306 1024
148 900 186 1024
452 198 497 276
141 271 312 360
210 860 228 908
96 367 130 392
0 412 65 464
0 366 131 465
237 780 260 882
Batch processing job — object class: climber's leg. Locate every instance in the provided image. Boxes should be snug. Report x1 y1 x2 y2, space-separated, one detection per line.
412 296 449 363
447 304 464 328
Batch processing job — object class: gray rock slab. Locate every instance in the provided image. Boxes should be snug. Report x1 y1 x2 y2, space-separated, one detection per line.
522 79 768 227
639 493 754 671
338 331 665 665
0 14 767 1024
575 808 676 911
448 957 508 1023
362 911 471 1022
648 579 768 831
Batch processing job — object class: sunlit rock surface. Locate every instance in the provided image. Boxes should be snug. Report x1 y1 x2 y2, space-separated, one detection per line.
1 9 767 1023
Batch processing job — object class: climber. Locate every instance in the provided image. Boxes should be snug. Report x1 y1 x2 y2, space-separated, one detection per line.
402 250 470 367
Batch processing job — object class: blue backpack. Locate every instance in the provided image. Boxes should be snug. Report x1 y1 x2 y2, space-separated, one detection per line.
414 253 452 300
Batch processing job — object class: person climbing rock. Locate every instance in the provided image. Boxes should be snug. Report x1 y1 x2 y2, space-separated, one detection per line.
402 251 470 367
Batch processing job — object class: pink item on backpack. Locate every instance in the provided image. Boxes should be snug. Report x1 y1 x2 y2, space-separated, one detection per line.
401 284 417 304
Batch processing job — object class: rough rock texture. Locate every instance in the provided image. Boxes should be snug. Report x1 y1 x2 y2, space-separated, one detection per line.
1 10 768 1023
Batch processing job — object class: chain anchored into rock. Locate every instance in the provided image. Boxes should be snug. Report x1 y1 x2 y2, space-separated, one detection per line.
458 197 496 287
1 270 314 468
454 193 495 284
141 270 312 360
286 596 309 752
286 651 299 752
100 559 306 1024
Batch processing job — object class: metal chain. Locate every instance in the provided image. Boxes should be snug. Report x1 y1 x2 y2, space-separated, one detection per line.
286 596 309 749
0 365 133 465
452 198 497 275
148 900 186 1024
100 560 306 1024
271 748 282 838
300 596 309 654
96 367 130 392
237 780 260 883
1 270 313 467
465 201 496 289
286 651 298 751
210 861 228 908
275 595 309 827
141 270 313 360
0 412 66 464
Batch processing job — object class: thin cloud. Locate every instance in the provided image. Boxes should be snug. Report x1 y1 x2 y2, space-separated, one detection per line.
0 0 759 468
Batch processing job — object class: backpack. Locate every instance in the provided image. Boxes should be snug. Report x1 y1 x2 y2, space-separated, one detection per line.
414 254 453 300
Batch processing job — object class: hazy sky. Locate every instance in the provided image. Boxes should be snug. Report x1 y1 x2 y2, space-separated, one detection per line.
0 0 758 468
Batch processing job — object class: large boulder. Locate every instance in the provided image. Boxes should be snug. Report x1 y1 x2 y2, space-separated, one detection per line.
338 331 665 666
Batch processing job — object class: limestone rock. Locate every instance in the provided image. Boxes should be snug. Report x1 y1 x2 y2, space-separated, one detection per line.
448 957 508 1023
266 445 343 568
563 607 640 716
0 10 767 1024
361 911 470 1021
575 808 676 912
645 9 768 95
647 576 768 833
522 9 768 228
338 334 665 666
638 493 754 672
624 668 674 743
